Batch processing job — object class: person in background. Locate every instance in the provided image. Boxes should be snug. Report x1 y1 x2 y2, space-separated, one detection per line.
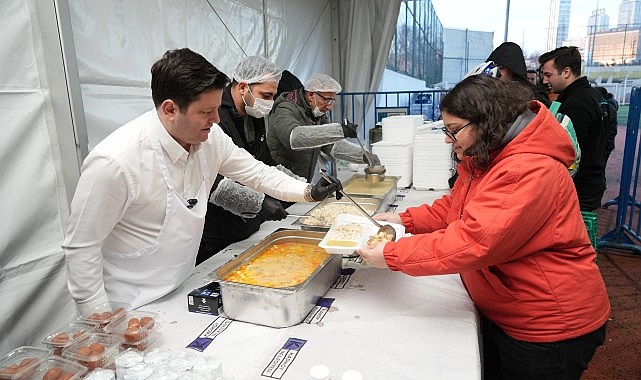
62 48 341 313
486 41 550 107
526 68 538 85
267 74 370 181
198 56 305 265
539 46 606 212
594 86 619 164
357 75 609 380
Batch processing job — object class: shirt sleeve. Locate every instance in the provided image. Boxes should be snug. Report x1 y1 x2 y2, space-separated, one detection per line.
62 154 131 313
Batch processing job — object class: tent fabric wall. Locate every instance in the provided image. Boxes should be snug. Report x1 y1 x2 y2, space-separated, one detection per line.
338 0 401 128
1 0 399 354
0 0 78 351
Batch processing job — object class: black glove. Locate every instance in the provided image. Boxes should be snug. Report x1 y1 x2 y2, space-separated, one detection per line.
258 196 288 221
363 152 381 166
311 175 343 201
342 122 358 138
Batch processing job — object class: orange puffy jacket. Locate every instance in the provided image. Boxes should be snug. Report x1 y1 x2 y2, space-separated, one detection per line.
387 101 610 342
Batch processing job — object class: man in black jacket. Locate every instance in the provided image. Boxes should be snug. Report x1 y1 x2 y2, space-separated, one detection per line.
197 56 301 265
539 46 606 211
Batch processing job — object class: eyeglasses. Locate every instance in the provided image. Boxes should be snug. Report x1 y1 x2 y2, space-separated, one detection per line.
314 92 336 105
441 122 472 142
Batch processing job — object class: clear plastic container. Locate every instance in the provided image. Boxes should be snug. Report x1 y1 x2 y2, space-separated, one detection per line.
83 368 116 380
79 302 130 330
114 349 144 380
0 346 50 380
24 356 87 380
61 333 123 371
104 311 158 345
41 320 99 356
120 331 161 352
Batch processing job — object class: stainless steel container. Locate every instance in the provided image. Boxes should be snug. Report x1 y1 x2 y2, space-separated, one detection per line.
207 229 341 328
342 174 400 208
292 196 383 232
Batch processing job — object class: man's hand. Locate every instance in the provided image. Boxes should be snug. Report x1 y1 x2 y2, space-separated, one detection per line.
342 121 358 138
311 175 343 201
258 196 288 221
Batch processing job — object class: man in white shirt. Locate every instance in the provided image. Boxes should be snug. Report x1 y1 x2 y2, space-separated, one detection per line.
62 48 341 314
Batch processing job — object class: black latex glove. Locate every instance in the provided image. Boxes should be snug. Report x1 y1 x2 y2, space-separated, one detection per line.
342 122 358 138
311 175 343 201
258 196 288 221
363 152 381 166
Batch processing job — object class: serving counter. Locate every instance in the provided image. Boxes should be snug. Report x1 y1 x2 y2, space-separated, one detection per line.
138 186 482 380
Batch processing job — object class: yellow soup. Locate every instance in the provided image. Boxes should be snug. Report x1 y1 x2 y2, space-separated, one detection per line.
225 242 329 288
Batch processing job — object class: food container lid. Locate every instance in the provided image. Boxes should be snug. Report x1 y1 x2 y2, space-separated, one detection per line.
61 333 123 366
79 302 130 329
41 320 99 351
319 214 372 255
0 346 50 380
26 356 88 380
104 311 159 344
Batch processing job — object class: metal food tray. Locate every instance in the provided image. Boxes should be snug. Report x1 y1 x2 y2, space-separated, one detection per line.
207 229 341 328
292 196 383 232
342 174 400 208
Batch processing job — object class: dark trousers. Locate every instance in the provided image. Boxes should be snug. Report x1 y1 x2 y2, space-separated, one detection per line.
482 319 606 380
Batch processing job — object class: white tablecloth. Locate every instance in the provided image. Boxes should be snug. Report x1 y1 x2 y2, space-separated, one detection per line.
139 186 481 380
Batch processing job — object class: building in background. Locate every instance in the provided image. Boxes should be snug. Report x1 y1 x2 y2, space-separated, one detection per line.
386 0 443 87
440 29 494 87
617 0 641 28
588 8 610 35
556 0 572 48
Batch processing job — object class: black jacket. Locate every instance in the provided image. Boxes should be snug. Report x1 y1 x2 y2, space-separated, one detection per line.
199 86 279 262
556 77 607 211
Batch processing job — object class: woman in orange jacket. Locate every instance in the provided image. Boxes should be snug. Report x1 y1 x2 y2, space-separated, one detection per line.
357 75 609 380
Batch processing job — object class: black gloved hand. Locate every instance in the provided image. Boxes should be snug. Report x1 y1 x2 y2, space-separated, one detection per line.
311 175 343 201
363 152 381 166
342 122 358 138
258 196 288 221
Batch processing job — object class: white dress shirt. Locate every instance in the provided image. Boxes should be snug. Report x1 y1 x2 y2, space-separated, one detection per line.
63 110 308 313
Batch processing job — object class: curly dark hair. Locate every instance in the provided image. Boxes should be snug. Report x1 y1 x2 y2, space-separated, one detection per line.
151 48 230 110
440 75 532 171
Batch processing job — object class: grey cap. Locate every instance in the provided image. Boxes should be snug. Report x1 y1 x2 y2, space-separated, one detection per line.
304 74 342 93
232 56 282 84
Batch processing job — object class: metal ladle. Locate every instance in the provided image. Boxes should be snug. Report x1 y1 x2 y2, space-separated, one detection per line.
319 170 396 242
344 117 386 181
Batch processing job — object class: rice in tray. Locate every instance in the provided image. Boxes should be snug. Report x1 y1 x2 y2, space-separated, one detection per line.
301 203 372 226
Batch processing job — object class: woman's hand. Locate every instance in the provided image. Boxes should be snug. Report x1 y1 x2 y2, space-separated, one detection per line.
355 241 389 269
373 212 402 224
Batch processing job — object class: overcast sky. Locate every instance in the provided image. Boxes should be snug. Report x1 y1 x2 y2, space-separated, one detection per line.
431 0 621 55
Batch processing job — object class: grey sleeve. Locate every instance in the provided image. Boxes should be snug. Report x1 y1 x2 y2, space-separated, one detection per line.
290 122 344 150
330 139 366 163
209 178 265 217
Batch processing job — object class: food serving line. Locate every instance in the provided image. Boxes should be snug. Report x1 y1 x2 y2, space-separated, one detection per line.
138 171 482 380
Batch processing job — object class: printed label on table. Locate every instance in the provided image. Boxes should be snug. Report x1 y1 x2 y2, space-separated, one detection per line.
303 297 335 324
333 268 356 289
186 316 232 352
261 337 307 378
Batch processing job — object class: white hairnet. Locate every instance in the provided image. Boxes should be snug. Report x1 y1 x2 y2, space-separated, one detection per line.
232 56 282 84
304 74 342 93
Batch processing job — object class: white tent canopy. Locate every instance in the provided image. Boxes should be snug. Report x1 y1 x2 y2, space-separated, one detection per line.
0 0 400 352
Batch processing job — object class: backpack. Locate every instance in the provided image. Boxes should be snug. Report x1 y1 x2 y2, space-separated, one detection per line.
599 97 618 157
549 101 581 177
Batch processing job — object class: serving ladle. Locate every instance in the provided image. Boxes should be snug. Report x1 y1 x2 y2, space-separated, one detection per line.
319 170 396 242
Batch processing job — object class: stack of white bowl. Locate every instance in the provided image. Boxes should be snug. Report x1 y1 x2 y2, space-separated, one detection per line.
375 115 423 188
372 141 413 188
381 115 422 143
412 120 455 190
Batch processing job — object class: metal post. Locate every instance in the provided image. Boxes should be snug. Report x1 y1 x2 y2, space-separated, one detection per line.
504 0 510 43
